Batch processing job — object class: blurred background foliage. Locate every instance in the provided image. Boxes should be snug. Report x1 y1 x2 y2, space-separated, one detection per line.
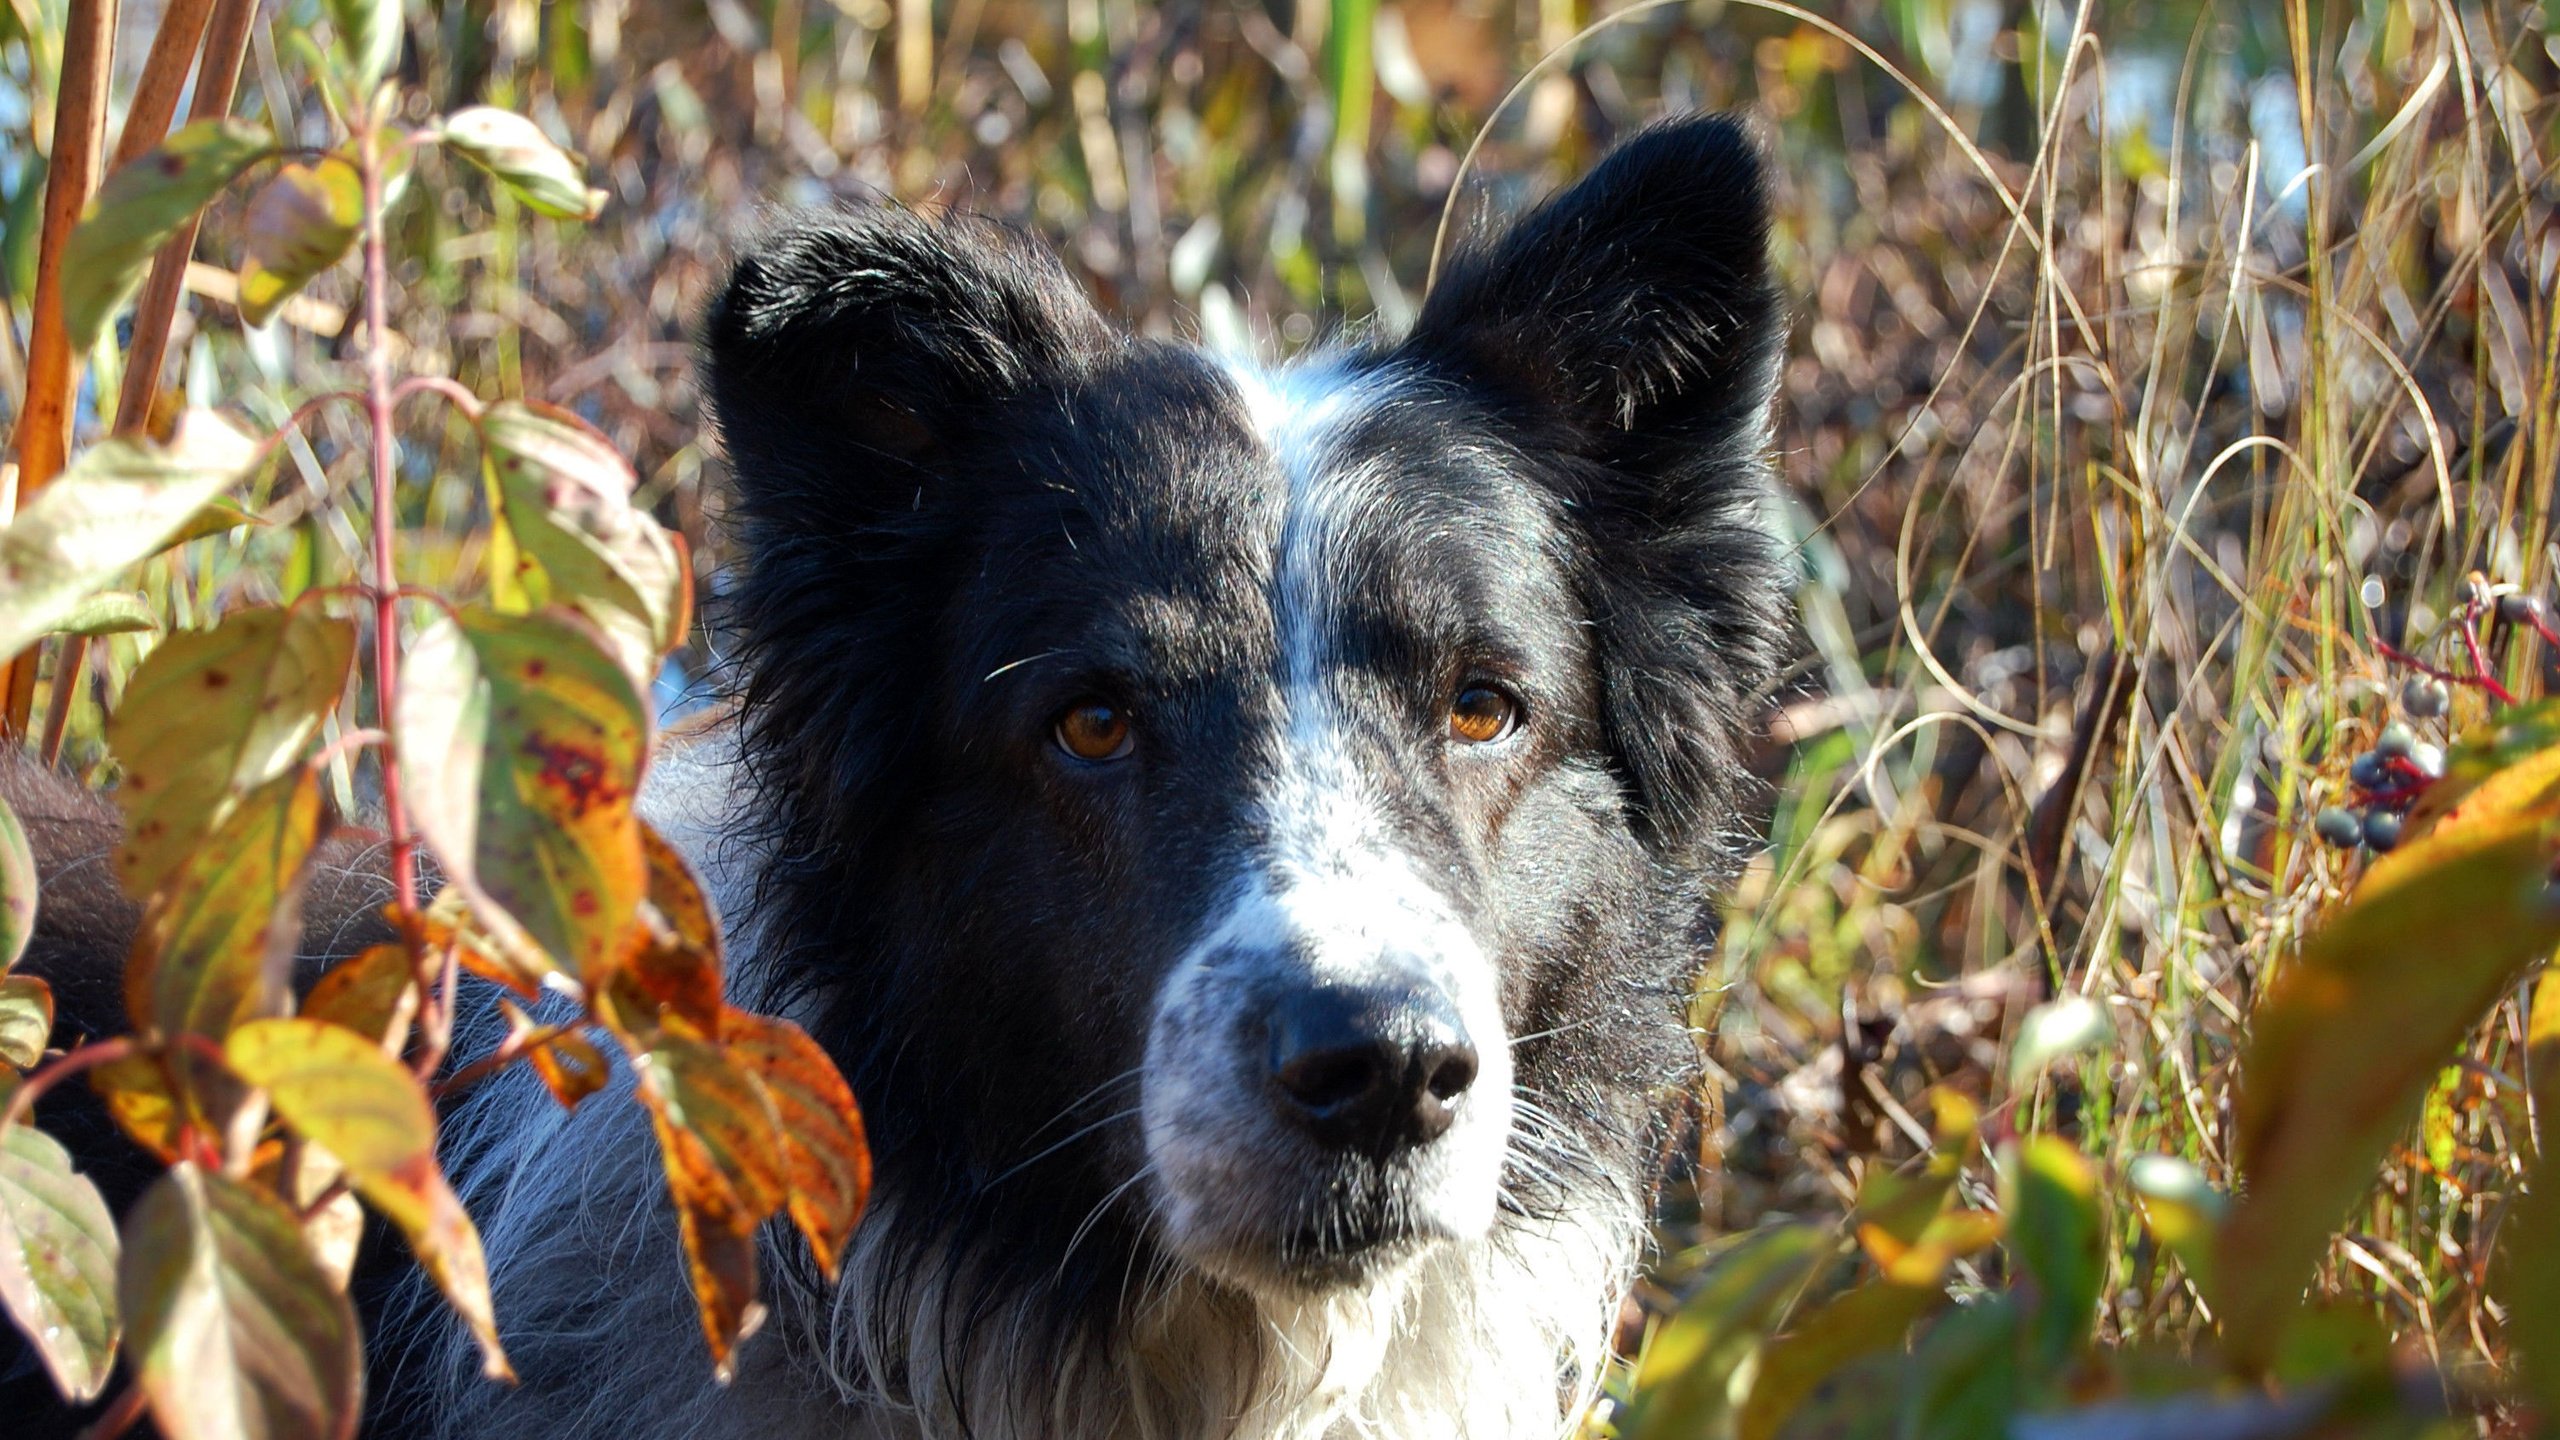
7 0 2560 1433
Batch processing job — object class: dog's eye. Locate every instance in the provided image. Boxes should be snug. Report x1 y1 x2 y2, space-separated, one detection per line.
1054 701 1134 762
1448 686 1520 746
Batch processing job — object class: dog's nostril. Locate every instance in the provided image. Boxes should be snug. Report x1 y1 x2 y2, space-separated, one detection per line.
1274 1046 1385 1113
1265 983 1478 1155
1424 1047 1477 1103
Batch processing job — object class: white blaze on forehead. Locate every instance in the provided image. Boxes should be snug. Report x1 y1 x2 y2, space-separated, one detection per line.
1134 357 1512 1263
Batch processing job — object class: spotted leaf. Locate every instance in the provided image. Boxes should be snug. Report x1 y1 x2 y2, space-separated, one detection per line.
60 120 276 351
0 1122 120 1402
109 605 357 898
396 607 648 984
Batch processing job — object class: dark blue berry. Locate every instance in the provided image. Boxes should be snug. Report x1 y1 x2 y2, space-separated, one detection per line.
2314 807 2365 848
2363 809 2404 852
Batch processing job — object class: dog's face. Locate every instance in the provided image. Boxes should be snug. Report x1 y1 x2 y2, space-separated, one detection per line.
704 116 1783 1308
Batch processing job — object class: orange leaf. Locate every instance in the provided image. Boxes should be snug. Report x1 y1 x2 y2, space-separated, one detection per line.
728 1010 870 1278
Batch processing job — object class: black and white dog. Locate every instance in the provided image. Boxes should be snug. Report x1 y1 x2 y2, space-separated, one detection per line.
15 113 1787 1440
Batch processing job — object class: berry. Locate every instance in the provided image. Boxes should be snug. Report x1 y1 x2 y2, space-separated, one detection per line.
2410 741 2445 781
2400 676 2449 718
2314 806 2365 848
2375 723 2415 760
2363 808 2404 852
2348 751 2389 790
2459 574 2491 608
2502 592 2546 626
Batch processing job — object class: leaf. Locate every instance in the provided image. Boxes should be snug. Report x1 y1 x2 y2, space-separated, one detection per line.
0 409 263 660
159 497 266 553
50 590 157 637
238 158 363 328
481 399 685 689
89 1049 184 1163
123 770 320 1047
60 120 276 351
223 1017 509 1379
2124 1154 2223 1292
120 1162 361 1440
299 942 420 1052
1622 1223 1833 1440
0 792 31 973
0 1123 120 1402
2501 968 2560 1416
1902 1297 2027 1440
396 607 648 983
1737 1281 1941 1440
437 108 605 220
727 1010 870 1277
629 1027 787 1373
109 606 358 897
495 998 608 1113
602 826 725 1040
2009 997 2110 1083
2002 1136 2102 1370
523 1022 608 1113
325 0 401 95
2217 775 2560 1369
0 974 52 1069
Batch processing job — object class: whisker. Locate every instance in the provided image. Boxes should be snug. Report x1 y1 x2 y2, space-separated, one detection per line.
1015 1066 1146 1146
985 1106 1143 1189
1057 1162 1158 1283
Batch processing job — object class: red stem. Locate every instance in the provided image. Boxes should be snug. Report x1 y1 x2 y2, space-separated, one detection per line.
0 1037 135 1133
356 123 440 1050
2457 614 2520 707
73 1382 147 1440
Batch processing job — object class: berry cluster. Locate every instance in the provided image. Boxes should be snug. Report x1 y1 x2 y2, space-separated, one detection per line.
2317 573 2554 855
2313 699 2445 854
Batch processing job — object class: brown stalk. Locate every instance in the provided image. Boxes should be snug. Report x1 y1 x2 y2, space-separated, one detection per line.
1 0 117 739
2022 646 2140 999
37 0 263 765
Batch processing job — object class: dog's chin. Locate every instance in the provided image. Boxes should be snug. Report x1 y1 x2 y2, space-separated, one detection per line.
1154 1167 1495 1302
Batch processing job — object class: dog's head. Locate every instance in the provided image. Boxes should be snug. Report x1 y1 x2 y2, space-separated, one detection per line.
703 115 1784 1307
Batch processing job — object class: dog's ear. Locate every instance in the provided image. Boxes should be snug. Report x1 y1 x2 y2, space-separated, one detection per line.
1400 114 1789 860
702 205 1112 517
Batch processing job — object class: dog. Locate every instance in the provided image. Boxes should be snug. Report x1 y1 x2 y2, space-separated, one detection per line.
9 112 1786 1440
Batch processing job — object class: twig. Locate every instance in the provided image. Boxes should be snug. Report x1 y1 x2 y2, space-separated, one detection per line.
72 1383 149 1440
0 1037 137 1134
2 0 116 738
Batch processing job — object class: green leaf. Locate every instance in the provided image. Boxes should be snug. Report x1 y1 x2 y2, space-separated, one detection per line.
0 975 51 1069
0 409 263 661
2217 765 2560 1369
2124 1154 2223 1293
481 399 685 690
225 1018 509 1380
50 590 157 637
2008 996 2110 1083
1622 1223 1833 1440
237 158 363 329
120 1162 361 1440
0 792 32 974
1902 1297 2027 1440
436 107 604 219
396 607 648 983
124 770 320 1047
0 1122 121 1402
2002 1136 2102 1370
2500 968 2560 1415
109 606 357 897
159 497 266 553
1737 1280 1941 1440
325 0 401 96
60 120 276 352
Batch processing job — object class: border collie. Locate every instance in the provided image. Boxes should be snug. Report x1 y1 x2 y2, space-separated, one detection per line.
15 112 1787 1440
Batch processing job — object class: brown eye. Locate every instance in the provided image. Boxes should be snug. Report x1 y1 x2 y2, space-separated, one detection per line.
1054 700 1134 762
1448 685 1520 745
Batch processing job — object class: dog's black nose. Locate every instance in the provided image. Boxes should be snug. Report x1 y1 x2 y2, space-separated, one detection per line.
1266 983 1478 1154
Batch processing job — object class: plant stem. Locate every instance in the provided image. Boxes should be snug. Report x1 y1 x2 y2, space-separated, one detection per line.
0 1037 135 1134
357 119 425 946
